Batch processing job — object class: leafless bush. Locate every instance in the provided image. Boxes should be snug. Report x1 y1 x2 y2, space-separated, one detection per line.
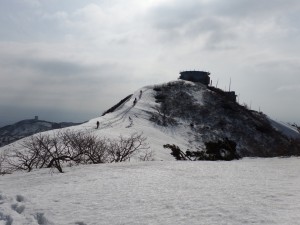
8 133 61 172
7 134 50 172
0 152 11 175
60 130 95 165
107 133 150 162
151 82 202 126
151 105 177 126
7 130 150 174
139 148 154 161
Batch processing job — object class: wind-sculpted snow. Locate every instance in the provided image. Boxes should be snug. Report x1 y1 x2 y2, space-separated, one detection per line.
0 158 300 224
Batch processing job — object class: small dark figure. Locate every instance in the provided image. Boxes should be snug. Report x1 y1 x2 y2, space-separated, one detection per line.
96 121 99 129
133 98 137 105
139 90 143 99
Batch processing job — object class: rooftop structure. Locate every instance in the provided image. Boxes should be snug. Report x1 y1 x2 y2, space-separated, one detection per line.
179 71 210 85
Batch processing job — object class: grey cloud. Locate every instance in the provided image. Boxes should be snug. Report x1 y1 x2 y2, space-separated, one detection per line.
0 1 90 42
2 54 128 82
205 32 237 50
146 1 240 48
16 58 93 77
148 0 205 30
189 17 224 34
277 85 300 92
147 0 300 46
256 59 300 75
214 0 300 19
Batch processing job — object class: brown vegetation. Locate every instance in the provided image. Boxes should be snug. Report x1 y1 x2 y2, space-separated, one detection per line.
2 130 151 174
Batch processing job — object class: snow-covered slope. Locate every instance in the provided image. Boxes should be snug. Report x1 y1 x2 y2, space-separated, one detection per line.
70 84 194 161
1 80 300 161
0 158 300 225
0 82 196 162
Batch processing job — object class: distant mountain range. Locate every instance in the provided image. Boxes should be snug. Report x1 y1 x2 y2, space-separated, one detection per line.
0 118 82 147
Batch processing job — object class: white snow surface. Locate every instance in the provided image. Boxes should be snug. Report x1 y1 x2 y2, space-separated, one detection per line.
0 158 300 225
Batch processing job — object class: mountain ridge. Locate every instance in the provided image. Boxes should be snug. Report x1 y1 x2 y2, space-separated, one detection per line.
0 118 82 147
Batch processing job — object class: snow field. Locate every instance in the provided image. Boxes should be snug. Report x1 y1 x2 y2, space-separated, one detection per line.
0 158 300 225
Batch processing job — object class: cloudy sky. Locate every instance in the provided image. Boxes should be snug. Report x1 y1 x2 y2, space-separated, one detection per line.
0 0 300 126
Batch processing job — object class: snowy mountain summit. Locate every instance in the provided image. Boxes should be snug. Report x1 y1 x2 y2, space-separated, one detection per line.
1 79 300 164
86 79 300 159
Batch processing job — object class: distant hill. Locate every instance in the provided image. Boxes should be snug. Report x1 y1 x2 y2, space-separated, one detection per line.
0 118 82 147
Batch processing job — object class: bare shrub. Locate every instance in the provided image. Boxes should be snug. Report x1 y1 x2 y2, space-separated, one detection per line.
8 133 52 172
0 152 11 175
139 148 154 161
7 130 150 174
163 144 187 160
60 130 95 165
165 138 240 161
107 133 150 162
151 105 177 126
8 133 62 172
151 81 201 126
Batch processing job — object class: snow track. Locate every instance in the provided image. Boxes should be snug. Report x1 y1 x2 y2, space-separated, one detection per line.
0 193 54 225
98 87 153 129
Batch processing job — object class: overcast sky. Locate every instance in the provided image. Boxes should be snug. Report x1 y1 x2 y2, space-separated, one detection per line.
0 0 300 126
